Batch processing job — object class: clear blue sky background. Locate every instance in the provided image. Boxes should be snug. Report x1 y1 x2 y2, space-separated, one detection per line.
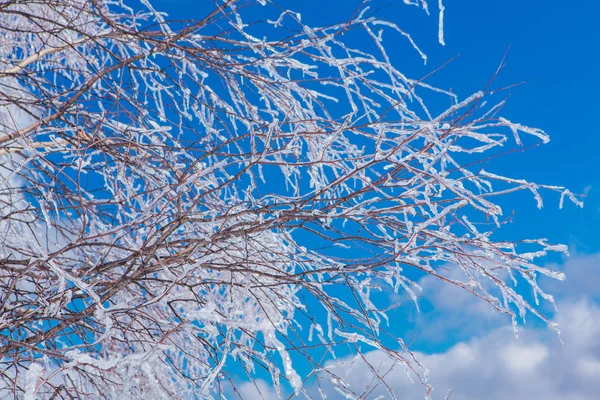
154 1 599 398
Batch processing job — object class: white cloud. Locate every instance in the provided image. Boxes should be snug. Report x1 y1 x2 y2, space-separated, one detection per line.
310 253 600 400
236 379 280 400
501 342 548 374
577 358 600 378
401 252 600 348
402 263 507 347
541 253 600 301
316 298 600 400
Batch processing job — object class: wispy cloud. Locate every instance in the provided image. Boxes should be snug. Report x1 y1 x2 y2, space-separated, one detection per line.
318 299 600 399
236 379 280 400
313 253 600 399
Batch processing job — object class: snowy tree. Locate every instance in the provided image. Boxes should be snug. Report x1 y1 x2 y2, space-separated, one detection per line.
0 0 581 398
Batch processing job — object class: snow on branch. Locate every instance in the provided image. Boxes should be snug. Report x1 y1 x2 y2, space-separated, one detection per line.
0 0 581 399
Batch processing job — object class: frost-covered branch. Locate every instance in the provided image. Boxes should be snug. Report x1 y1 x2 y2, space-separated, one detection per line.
0 0 581 399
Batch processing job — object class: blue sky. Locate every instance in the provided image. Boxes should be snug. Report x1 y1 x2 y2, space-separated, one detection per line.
158 0 599 398
289 0 600 253
426 0 600 254
156 0 599 252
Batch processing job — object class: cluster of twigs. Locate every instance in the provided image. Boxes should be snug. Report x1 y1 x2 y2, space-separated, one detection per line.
0 0 580 398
